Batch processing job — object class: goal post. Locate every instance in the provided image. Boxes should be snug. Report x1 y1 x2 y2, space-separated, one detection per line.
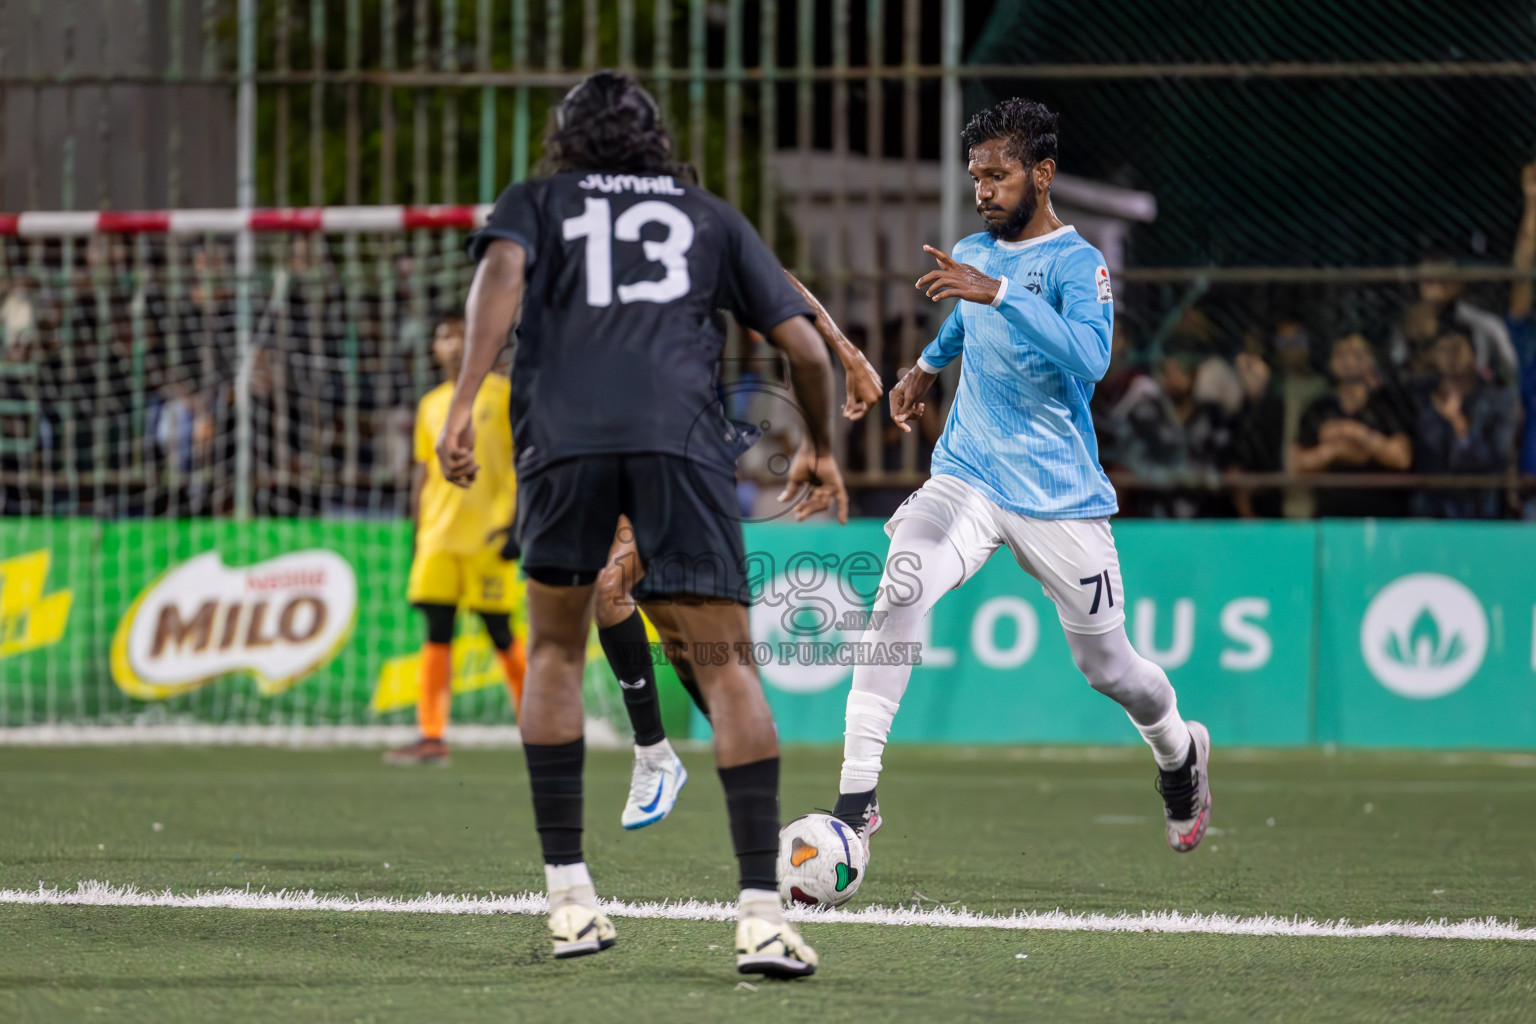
0 207 687 744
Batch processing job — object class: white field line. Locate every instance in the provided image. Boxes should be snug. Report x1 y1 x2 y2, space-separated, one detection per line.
3 881 1531 942
0 720 627 749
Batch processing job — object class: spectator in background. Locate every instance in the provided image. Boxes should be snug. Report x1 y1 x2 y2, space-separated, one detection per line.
1410 330 1516 518
1390 254 1517 382
1267 320 1329 518
1091 318 1150 471
0 332 51 514
1193 355 1244 416
1292 333 1412 517
2 275 37 356
1117 352 1234 517
1227 347 1285 517
150 378 218 514
1270 320 1327 441
1510 160 1536 519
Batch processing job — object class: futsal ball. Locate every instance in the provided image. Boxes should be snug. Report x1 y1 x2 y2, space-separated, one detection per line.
778 813 867 908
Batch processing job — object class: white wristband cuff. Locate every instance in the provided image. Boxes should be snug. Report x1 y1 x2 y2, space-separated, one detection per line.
989 275 1009 307
916 356 942 375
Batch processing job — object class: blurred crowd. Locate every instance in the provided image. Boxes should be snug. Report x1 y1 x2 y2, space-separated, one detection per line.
4 165 1536 520
1094 162 1536 521
0 235 461 516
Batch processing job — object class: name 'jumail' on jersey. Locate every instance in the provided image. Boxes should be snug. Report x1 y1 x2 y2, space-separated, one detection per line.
918 224 1119 520
469 171 810 478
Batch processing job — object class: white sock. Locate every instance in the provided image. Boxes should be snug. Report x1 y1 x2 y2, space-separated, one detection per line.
545 862 597 909
836 516 964 795
738 887 783 923
635 738 676 763
1134 707 1193 770
840 691 901 793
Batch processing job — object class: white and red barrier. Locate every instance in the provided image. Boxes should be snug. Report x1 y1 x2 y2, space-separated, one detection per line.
0 205 494 237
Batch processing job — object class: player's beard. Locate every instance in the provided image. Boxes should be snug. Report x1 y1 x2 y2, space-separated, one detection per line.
982 192 1035 241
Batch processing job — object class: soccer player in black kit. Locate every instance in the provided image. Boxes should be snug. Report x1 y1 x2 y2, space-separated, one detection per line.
438 71 846 978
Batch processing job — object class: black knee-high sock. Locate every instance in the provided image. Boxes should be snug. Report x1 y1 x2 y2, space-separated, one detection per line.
599 612 666 746
671 657 710 722
833 788 877 832
718 757 780 892
524 738 585 865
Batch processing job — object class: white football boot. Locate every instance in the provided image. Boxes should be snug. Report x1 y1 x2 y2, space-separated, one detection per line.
621 740 688 830
735 889 818 979
1157 720 1212 853
545 863 616 959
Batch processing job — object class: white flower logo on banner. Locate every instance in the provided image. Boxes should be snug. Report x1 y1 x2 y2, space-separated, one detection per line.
1360 573 1487 700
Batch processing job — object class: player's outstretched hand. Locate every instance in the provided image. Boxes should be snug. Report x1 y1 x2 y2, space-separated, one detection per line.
775 272 886 421
889 364 936 434
916 245 1001 304
843 351 885 421
436 403 479 488
777 441 850 524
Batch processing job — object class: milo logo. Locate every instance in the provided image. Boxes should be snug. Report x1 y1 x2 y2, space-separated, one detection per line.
111 550 358 701
1360 573 1487 700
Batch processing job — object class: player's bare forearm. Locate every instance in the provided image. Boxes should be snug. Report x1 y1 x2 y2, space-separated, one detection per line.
457 240 526 408
784 269 848 352
769 315 837 454
437 239 525 486
783 270 884 417
766 315 848 523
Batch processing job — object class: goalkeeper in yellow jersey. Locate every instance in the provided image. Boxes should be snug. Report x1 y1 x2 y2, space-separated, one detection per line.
386 316 526 766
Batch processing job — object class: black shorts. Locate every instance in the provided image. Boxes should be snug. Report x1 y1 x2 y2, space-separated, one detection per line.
515 453 749 605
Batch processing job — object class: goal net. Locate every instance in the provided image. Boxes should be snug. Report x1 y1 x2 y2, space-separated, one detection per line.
0 216 667 743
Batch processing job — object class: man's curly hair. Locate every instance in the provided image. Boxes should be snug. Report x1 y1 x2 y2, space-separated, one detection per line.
961 98 1059 167
537 70 681 177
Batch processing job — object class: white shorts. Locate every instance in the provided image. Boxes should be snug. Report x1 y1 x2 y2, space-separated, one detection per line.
887 474 1126 635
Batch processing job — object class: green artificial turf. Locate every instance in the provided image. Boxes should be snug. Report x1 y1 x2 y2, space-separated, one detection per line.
1 745 1534 1023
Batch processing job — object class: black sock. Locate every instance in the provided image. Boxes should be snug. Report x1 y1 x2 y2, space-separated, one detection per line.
833 788 877 832
718 758 780 892
671 657 710 722
524 738 585 865
599 612 666 747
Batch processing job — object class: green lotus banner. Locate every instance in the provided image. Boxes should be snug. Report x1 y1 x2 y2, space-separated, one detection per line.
729 520 1316 747
1316 521 1536 748
2 517 1534 747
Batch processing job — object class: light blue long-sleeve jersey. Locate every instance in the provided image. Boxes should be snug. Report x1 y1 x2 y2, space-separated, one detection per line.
918 225 1118 519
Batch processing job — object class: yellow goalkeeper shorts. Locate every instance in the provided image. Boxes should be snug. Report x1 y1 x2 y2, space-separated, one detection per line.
407 546 522 614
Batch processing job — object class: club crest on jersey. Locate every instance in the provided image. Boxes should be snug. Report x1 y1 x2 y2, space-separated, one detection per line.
576 173 686 196
1095 266 1113 303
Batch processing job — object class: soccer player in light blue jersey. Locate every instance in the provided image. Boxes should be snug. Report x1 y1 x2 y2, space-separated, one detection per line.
831 98 1213 857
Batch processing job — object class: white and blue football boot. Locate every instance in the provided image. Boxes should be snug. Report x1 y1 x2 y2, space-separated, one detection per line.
621 740 689 830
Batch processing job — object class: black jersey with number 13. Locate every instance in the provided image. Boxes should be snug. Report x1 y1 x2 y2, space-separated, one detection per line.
468 171 811 477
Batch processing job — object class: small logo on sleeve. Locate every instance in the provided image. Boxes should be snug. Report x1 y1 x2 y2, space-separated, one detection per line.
1095 266 1113 303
